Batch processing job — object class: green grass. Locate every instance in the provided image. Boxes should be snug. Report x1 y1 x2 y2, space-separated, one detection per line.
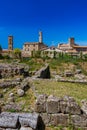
0 87 35 112
33 80 87 104
20 58 44 71
46 126 82 130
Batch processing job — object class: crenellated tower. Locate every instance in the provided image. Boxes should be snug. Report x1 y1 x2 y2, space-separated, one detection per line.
8 36 13 50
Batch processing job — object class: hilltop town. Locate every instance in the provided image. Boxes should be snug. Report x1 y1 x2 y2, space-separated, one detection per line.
1 31 87 59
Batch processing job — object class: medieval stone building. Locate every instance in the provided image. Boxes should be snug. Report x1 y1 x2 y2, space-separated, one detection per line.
22 31 47 57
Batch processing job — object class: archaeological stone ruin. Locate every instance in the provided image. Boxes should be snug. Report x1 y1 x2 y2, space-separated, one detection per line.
35 95 87 130
0 112 45 130
0 62 87 129
0 95 87 129
0 63 29 78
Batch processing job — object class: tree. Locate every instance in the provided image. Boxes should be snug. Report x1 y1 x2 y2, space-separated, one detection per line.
34 51 41 58
0 45 2 51
0 45 3 59
13 48 21 59
80 51 83 60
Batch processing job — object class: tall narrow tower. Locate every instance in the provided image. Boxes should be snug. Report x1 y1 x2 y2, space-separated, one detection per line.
8 36 13 50
39 31 43 43
68 37 75 47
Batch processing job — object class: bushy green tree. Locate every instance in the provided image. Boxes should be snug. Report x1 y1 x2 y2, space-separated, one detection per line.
13 48 21 59
0 45 2 52
34 51 41 58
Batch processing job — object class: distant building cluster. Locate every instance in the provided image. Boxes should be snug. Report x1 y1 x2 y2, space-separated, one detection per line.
58 38 87 54
1 31 87 58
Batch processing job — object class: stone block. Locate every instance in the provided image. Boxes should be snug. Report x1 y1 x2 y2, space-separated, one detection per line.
46 95 60 114
60 100 67 114
19 113 45 130
60 96 81 115
34 65 50 79
40 113 51 126
71 115 87 127
81 100 87 115
0 114 19 128
50 114 69 126
65 101 81 115
35 95 47 113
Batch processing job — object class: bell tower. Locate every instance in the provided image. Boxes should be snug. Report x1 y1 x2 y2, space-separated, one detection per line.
8 36 13 50
39 31 43 43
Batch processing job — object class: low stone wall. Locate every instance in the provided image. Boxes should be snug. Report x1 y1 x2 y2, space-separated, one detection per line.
57 79 87 84
35 95 87 129
0 78 21 88
0 112 45 130
0 95 87 129
0 63 29 78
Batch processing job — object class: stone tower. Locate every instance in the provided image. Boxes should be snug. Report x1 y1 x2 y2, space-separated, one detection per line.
39 31 43 43
69 37 75 47
8 36 13 50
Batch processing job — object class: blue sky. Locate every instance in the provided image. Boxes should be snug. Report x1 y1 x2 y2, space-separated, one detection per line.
0 0 87 49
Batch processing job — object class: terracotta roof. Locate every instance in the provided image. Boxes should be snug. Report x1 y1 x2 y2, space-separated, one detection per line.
24 42 40 45
73 46 87 48
59 43 70 47
67 49 78 53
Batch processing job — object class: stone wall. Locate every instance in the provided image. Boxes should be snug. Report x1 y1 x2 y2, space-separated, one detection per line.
0 63 29 78
35 95 87 129
0 95 87 129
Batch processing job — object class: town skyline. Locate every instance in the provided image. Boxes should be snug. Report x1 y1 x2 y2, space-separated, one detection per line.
0 0 87 49
1 32 87 50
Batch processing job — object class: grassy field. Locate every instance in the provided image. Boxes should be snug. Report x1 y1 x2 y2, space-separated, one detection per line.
0 87 35 112
33 80 87 104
